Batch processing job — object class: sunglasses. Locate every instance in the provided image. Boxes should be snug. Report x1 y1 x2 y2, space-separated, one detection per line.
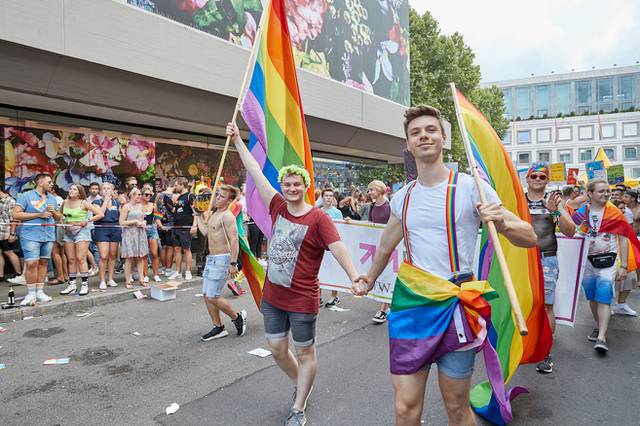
528 174 548 181
143 193 152 197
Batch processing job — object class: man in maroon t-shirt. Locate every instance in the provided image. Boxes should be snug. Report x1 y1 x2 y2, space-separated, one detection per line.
228 123 361 426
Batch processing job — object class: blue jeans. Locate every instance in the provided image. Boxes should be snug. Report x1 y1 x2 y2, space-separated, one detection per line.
20 239 54 261
429 349 476 379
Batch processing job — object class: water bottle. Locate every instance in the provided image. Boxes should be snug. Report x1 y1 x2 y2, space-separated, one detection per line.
8 287 15 305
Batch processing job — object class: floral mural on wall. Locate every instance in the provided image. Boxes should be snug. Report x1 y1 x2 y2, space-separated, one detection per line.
3 127 156 197
127 0 410 105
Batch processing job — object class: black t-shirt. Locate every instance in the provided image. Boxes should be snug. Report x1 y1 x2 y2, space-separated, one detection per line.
173 192 195 226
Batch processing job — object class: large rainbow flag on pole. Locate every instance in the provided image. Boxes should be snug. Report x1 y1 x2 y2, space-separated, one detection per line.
452 86 552 425
240 0 315 239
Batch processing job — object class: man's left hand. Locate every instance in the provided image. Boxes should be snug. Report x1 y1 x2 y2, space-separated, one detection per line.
476 202 505 228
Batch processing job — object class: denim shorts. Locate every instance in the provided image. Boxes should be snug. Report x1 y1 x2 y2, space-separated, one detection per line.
261 299 318 347
20 239 54 261
146 224 160 241
63 226 92 243
582 261 616 304
427 349 476 380
202 254 231 298
93 225 122 243
542 255 560 305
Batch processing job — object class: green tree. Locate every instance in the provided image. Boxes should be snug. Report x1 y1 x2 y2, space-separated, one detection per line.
409 9 507 169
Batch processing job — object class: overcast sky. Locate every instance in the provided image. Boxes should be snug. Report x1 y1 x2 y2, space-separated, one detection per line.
409 0 640 83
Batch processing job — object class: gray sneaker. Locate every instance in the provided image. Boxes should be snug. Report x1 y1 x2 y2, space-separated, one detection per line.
284 408 306 426
594 339 608 354
587 328 599 342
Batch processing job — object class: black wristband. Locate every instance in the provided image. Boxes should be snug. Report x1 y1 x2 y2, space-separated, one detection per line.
230 262 237 266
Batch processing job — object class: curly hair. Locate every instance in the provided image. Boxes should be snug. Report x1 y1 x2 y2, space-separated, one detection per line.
277 165 311 187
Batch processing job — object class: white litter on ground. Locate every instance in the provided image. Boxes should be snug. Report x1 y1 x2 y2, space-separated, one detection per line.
248 348 272 358
165 403 180 415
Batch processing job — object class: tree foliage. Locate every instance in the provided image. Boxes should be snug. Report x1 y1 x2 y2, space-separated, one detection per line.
408 9 507 169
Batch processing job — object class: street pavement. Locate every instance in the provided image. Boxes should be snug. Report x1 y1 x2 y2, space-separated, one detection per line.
0 278 639 426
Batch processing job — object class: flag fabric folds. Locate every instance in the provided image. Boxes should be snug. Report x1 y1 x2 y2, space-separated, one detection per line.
454 89 552 425
240 0 315 239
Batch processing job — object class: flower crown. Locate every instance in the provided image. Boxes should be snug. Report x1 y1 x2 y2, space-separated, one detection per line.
278 165 311 187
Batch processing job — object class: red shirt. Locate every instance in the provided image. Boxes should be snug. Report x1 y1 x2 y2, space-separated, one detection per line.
262 194 341 313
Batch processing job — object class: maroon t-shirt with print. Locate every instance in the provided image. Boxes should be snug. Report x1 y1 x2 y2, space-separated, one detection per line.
262 194 341 314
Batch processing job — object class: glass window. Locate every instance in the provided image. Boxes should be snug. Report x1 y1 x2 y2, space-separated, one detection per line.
557 127 572 141
618 76 634 110
558 149 572 163
518 152 531 164
624 147 637 160
623 122 639 137
576 80 592 114
632 168 640 178
537 128 551 143
554 82 571 115
535 85 549 118
502 88 512 119
604 147 615 161
516 87 531 118
578 125 593 140
601 123 615 139
502 131 511 145
538 151 551 162
517 130 531 144
579 148 593 162
597 78 613 112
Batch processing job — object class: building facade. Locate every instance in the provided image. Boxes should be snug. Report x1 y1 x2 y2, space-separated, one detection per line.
0 0 410 195
484 65 640 178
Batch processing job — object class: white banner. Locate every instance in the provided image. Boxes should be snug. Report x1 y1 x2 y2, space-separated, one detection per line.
319 222 585 326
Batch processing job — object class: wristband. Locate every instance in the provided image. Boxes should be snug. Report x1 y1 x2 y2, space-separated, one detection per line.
230 262 237 266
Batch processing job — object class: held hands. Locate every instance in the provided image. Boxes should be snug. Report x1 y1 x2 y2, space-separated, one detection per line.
616 266 628 281
351 274 373 296
476 202 505 229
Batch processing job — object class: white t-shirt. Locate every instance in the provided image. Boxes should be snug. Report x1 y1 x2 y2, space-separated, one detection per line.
390 173 501 279
587 208 619 255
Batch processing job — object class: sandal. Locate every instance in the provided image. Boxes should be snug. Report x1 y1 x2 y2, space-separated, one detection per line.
139 282 149 288
48 278 65 285
125 282 133 289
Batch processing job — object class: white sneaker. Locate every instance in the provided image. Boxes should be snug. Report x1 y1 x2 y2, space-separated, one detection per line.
79 284 89 296
8 275 26 285
153 275 162 282
107 280 118 288
99 281 107 290
618 303 637 316
164 269 175 277
60 283 77 295
143 276 149 284
185 271 193 280
36 291 52 303
20 293 36 306
168 271 181 280
88 267 98 277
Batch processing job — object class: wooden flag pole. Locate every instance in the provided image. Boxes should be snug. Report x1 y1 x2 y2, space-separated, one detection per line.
449 82 529 336
207 0 272 217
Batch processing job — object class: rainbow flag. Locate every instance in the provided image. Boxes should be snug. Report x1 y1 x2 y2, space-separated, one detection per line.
454 88 552 425
35 195 47 211
229 201 265 308
572 201 640 271
240 0 315 239
153 210 164 222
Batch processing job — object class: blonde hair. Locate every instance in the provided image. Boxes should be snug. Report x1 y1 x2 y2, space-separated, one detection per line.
368 180 386 194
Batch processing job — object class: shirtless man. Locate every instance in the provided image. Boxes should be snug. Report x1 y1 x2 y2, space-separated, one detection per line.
199 184 247 341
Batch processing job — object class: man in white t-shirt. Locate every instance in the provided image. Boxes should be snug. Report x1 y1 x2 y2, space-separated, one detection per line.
352 105 537 425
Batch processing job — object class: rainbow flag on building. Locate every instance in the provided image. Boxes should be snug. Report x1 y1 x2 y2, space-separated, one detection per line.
240 0 315 239
453 88 552 425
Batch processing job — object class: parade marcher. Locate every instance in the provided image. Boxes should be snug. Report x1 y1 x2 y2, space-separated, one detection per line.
141 184 162 283
613 189 639 316
572 179 640 353
228 122 361 426
167 177 197 281
12 174 63 305
352 105 537 425
0 189 22 282
362 180 393 324
93 183 122 290
524 163 576 374
199 184 247 341
318 188 343 308
58 184 103 296
119 187 149 288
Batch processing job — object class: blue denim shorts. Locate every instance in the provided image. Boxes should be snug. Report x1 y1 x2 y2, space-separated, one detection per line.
20 239 54 261
93 225 122 243
582 262 616 304
427 349 476 380
542 255 560 305
146 224 160 241
63 226 92 243
202 254 231 298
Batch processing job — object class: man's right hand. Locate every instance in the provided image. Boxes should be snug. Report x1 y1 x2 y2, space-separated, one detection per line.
226 122 240 142
40 211 53 219
351 275 373 296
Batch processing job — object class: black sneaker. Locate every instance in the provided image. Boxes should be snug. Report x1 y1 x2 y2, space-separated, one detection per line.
201 326 229 341
284 408 306 426
587 328 599 342
318 298 324 307
233 309 247 336
372 310 387 324
536 355 553 374
594 339 608 354
324 297 340 308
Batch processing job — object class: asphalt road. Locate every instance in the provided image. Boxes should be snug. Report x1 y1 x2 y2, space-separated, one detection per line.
1 283 638 426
